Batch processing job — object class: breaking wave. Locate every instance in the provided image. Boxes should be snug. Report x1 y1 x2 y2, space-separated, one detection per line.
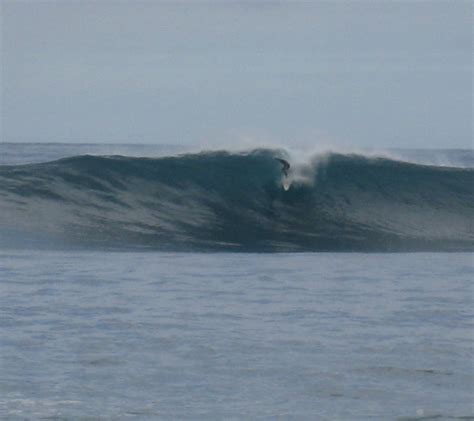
0 149 473 251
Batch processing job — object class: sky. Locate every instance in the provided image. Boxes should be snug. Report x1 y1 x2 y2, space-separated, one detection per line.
1 0 472 148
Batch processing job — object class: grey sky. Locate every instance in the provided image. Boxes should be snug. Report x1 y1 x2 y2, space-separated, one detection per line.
1 1 472 148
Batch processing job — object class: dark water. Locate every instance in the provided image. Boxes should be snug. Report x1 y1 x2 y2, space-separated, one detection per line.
1 147 473 251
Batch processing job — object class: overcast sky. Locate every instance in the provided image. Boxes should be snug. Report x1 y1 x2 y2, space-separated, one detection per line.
1 1 472 148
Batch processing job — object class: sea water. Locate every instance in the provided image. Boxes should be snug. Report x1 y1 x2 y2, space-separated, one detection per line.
1 145 472 252
0 144 473 419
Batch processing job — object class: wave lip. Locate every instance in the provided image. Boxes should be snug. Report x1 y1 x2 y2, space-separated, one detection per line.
0 149 473 251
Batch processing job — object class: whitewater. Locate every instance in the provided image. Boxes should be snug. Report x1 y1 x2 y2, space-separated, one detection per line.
0 143 473 419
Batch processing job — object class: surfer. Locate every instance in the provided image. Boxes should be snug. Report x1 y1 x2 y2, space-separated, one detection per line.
275 158 290 177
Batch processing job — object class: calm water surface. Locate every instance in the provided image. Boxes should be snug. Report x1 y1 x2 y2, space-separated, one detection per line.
0 251 472 419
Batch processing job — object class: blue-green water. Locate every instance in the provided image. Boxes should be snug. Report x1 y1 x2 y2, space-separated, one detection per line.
1 145 472 251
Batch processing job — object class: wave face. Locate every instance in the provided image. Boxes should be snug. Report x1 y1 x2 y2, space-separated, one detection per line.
0 149 473 251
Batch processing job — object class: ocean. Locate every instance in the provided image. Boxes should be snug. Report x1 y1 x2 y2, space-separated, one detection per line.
0 143 473 419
